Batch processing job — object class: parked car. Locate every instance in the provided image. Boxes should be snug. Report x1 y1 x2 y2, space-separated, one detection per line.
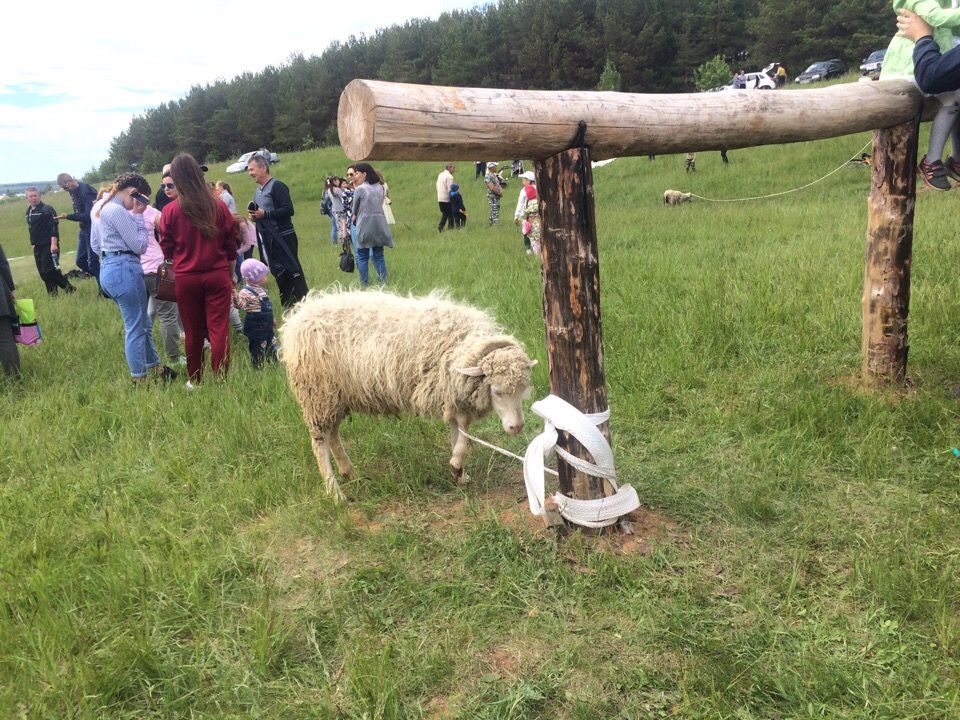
761 61 782 78
795 59 848 84
721 71 776 91
859 49 885 79
226 149 280 174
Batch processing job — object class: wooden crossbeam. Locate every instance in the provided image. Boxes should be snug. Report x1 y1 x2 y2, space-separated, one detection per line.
338 79 924 162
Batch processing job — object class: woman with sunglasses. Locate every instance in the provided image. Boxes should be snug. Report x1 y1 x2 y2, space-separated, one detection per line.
350 163 393 286
160 153 238 385
141 178 184 368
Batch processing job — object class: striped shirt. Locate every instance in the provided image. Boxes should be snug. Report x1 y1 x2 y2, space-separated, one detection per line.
234 284 271 313
91 196 148 256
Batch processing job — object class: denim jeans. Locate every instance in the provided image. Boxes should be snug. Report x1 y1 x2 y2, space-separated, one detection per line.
356 246 387 285
350 223 359 256
328 214 338 244
76 227 100 280
100 254 160 378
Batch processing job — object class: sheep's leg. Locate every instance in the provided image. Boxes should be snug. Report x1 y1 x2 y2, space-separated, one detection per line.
309 423 346 503
328 421 355 481
448 416 472 482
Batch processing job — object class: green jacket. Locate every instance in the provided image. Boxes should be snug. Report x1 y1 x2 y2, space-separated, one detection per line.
881 0 960 80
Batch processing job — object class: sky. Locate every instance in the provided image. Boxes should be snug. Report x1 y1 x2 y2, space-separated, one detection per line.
2 0 466 185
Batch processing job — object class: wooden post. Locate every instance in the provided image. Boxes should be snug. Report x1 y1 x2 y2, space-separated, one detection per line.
534 129 613 511
862 119 918 385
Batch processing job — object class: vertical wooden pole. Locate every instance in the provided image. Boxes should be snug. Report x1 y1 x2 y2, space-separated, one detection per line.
862 119 918 385
534 139 613 508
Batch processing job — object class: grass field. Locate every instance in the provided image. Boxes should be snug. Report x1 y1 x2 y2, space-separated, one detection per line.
2 124 960 718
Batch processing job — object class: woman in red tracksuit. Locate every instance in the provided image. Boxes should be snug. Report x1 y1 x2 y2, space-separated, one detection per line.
160 153 238 384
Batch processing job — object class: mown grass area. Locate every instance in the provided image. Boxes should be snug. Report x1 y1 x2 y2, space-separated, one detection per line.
2 129 960 719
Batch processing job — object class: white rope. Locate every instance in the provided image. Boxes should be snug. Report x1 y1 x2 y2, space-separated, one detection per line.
456 427 559 477
8 250 76 262
459 394 640 528
688 138 873 203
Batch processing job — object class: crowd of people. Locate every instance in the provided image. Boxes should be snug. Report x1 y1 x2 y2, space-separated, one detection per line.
0 151 312 385
1 152 548 383
436 161 541 255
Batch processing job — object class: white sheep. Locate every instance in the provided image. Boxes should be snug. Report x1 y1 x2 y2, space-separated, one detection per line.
663 189 693 206
279 289 537 501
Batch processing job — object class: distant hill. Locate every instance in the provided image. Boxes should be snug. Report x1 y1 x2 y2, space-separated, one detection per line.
0 181 56 197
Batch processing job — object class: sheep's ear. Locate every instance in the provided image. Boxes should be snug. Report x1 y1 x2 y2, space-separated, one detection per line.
456 366 485 377
527 359 538 368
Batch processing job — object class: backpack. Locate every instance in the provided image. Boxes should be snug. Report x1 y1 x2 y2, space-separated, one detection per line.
320 192 332 216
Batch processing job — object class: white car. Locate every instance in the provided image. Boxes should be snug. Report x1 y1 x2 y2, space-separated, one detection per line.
226 150 280 174
859 50 885 79
721 72 776 91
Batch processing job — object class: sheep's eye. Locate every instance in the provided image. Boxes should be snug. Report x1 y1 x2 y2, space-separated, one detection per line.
491 388 501 398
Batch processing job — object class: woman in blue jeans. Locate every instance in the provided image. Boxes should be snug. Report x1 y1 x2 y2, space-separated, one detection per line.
91 173 177 384
350 163 394 285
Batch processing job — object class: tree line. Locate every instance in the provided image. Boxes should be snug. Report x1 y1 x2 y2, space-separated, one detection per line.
89 0 893 182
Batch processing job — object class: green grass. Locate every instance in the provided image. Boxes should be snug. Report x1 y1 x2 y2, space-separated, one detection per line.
2 126 960 719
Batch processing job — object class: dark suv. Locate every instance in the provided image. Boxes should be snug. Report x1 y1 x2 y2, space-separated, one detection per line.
794 59 847 84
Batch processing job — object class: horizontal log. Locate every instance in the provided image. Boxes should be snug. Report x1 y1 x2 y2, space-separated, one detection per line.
338 79 931 161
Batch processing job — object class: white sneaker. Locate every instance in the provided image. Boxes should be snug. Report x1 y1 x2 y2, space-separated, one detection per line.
185 381 196 391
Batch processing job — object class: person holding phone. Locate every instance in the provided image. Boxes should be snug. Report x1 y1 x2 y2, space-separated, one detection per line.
91 172 176 384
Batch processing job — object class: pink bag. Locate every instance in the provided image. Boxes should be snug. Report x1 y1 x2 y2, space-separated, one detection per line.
522 220 532 235
15 323 42 346
14 298 42 346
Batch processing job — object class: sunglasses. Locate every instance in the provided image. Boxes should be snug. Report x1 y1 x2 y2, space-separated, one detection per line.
161 183 176 190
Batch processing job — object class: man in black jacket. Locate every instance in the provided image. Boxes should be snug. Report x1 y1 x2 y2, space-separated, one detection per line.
25 188 75 296
247 153 308 306
55 173 100 281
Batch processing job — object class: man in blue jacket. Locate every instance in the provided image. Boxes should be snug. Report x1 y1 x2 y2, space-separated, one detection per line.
56 173 100 282
898 9 960 94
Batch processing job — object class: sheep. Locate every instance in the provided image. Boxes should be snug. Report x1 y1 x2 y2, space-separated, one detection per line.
663 189 693 206
279 289 537 501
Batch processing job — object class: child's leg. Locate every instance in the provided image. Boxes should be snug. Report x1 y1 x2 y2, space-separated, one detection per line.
927 93 960 163
248 334 264 368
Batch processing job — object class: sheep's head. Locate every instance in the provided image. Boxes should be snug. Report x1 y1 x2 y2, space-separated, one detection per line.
457 346 536 435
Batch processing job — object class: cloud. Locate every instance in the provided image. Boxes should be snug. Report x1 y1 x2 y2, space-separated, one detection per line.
3 0 465 183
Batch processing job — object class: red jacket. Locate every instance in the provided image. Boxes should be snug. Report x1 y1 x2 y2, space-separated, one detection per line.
160 199 237 274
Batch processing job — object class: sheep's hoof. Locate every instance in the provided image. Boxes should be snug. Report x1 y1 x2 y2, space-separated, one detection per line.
325 480 348 504
450 464 470 485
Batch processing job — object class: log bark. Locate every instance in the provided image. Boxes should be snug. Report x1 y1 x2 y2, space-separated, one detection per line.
339 79 926 161
861 120 918 385
535 143 612 507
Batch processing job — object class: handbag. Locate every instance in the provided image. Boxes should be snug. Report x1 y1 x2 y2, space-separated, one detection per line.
338 238 355 273
13 298 42 346
156 259 177 302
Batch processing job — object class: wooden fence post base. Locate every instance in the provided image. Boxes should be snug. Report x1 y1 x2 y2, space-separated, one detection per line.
535 139 617 529
862 120 918 386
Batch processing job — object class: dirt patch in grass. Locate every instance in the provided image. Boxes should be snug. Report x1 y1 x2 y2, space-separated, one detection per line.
347 480 683 557
423 694 453 720
239 515 351 608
